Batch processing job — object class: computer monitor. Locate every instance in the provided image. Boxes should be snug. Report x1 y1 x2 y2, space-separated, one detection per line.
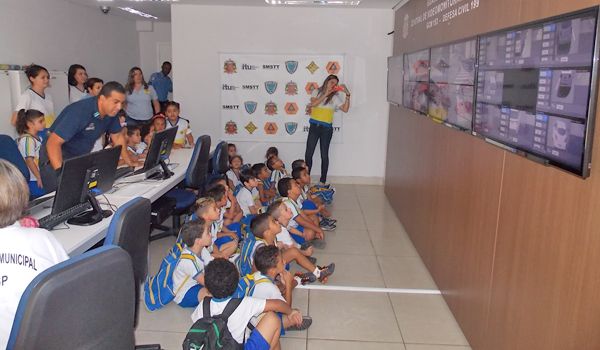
52 146 121 226
139 127 177 179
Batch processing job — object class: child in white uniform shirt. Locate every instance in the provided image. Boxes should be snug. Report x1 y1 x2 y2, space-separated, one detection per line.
172 219 213 308
11 65 55 130
227 155 243 191
194 197 239 259
236 171 262 217
164 101 194 148
15 109 46 197
0 160 68 349
191 258 302 350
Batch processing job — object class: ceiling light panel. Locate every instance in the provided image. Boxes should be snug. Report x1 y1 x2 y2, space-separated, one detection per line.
265 0 361 5
118 6 159 19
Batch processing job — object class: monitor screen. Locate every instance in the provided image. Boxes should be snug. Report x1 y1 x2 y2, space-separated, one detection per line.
403 81 429 114
403 49 430 113
405 49 430 82
475 8 598 176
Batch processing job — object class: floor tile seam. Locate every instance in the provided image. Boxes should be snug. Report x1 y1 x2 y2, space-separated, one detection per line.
304 337 405 344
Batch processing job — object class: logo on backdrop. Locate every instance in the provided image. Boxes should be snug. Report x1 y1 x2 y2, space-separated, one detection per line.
242 84 259 90
262 64 280 70
223 59 237 74
285 81 298 95
242 63 258 70
222 84 237 91
244 101 258 114
305 82 319 95
285 122 298 135
222 104 240 110
264 81 278 94
284 102 298 115
225 120 238 135
245 121 258 134
264 122 278 135
326 61 341 75
265 102 278 116
306 61 319 74
285 60 299 74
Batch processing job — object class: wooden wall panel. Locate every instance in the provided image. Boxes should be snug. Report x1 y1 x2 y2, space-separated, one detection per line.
386 1 600 349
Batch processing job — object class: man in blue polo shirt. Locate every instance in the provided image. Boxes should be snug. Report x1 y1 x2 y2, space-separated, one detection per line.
39 81 136 192
149 61 173 111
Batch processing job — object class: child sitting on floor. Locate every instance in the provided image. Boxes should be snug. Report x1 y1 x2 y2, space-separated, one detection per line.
267 155 288 189
277 178 327 246
291 159 336 205
252 163 277 205
292 166 336 230
236 245 313 332
194 197 239 259
226 155 243 193
236 171 262 217
205 184 243 241
173 219 213 308
191 258 302 350
206 175 244 226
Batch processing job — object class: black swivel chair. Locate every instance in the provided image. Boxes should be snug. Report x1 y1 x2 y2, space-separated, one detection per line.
7 246 136 350
104 197 162 350
151 135 211 240
208 140 230 176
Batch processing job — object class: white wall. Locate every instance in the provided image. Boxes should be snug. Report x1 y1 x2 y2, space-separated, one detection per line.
138 21 172 80
0 0 139 84
172 5 393 182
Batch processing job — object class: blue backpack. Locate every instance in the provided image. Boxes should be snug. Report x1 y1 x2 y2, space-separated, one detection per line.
144 238 197 311
237 235 265 277
234 273 272 298
309 184 335 205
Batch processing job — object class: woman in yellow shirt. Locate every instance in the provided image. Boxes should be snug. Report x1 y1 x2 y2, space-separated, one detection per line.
304 75 350 184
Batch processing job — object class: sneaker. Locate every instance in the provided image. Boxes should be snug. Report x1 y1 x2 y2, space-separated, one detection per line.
300 241 313 251
320 218 337 225
318 263 335 282
294 272 317 285
307 256 317 265
320 223 336 231
286 316 313 331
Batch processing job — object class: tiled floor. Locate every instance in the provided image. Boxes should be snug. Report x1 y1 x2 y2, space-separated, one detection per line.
136 184 471 350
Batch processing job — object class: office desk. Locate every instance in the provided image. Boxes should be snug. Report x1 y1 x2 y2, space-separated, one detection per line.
33 148 194 256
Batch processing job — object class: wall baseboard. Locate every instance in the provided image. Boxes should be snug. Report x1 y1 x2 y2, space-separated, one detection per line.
311 175 384 185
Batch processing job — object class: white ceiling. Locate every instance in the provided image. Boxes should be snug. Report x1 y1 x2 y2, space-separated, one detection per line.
66 0 404 22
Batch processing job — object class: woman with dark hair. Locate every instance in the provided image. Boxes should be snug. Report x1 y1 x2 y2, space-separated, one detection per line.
304 74 351 185
124 67 160 126
10 65 55 130
67 64 88 103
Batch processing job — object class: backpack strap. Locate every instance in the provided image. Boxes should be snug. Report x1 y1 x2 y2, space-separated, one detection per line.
220 298 243 321
203 297 212 318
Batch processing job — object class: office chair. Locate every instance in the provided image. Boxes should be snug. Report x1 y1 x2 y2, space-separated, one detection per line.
152 135 211 240
208 140 229 175
7 246 136 350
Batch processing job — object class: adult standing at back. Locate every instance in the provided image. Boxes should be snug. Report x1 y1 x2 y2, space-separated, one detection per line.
10 65 55 130
125 67 160 126
149 61 173 112
304 74 350 185
39 82 136 192
67 64 88 103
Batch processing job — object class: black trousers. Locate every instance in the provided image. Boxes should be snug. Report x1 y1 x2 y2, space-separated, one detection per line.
304 123 333 183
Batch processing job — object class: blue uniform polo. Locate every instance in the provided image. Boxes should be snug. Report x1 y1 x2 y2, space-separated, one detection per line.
149 72 173 102
50 97 122 159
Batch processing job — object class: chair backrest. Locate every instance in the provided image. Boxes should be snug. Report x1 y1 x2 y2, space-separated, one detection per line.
210 141 229 175
0 134 30 181
7 246 136 350
185 135 211 189
104 197 152 285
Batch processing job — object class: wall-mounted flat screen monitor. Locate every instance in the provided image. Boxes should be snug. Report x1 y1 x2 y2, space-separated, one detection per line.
403 49 430 114
428 38 477 129
387 56 403 105
474 7 599 177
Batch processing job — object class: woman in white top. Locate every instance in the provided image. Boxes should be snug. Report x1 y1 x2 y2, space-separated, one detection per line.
124 67 160 126
67 64 88 103
0 160 68 349
304 74 350 184
10 65 55 130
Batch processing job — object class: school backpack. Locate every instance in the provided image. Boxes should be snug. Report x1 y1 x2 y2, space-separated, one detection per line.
309 184 335 205
234 273 272 298
143 238 196 311
183 297 244 350
236 235 262 277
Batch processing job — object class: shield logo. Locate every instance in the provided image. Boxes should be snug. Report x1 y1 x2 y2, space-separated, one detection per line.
285 60 298 74
244 101 258 114
264 81 278 94
285 122 298 135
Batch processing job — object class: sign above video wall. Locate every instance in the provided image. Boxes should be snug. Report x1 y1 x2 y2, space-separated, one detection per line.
220 53 345 142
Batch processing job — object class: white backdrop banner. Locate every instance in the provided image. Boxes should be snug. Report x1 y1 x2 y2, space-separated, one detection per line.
220 53 345 142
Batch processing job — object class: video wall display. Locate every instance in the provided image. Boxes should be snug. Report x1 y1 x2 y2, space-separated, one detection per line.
428 38 477 129
393 7 599 177
387 56 404 105
403 49 430 113
474 8 598 177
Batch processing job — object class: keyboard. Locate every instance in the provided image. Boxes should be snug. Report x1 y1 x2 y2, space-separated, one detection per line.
115 166 135 179
38 202 92 230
